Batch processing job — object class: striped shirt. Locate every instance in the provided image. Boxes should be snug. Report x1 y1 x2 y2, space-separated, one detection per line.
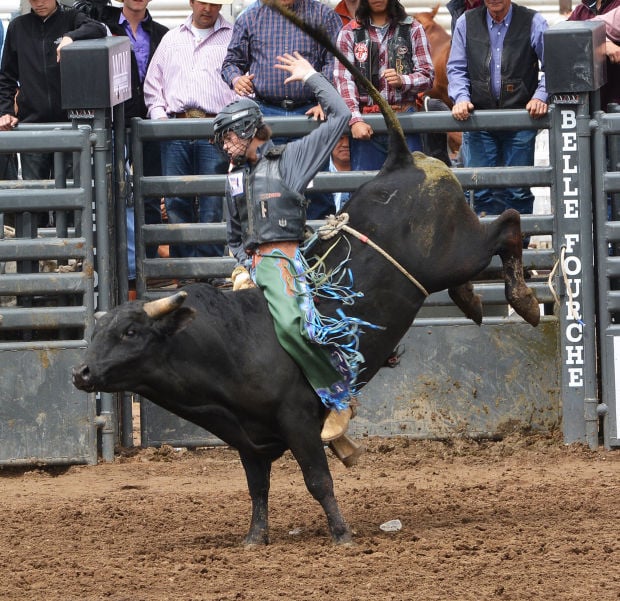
144 14 238 119
334 20 434 125
220 0 342 104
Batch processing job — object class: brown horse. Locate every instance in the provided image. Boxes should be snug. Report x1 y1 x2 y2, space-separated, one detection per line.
413 5 462 157
413 4 452 108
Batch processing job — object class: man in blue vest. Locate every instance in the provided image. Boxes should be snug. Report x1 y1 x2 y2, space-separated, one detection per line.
447 0 548 221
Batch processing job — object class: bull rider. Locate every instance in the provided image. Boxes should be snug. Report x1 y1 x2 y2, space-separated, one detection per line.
214 52 371 456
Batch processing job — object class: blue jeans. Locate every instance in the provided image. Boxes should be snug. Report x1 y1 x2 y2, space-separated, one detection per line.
127 140 162 280
466 129 536 216
256 100 314 145
161 139 228 258
350 131 423 171
256 100 336 218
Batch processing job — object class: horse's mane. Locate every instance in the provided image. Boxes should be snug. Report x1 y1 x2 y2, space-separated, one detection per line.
262 0 414 174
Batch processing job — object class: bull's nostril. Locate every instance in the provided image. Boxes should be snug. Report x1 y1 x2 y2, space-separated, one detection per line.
72 364 91 384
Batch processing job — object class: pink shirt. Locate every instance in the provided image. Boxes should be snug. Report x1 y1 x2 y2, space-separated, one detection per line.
144 14 238 119
592 6 620 42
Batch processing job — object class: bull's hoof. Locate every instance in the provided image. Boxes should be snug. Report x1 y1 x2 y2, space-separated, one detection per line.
449 283 483 326
333 529 353 545
243 532 269 547
331 522 353 545
511 285 540 327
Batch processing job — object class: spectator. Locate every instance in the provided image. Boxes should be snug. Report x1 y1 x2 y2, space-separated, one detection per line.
447 0 483 33
569 0 620 108
143 0 237 259
0 18 17 181
0 0 106 184
593 5 620 76
221 0 342 219
334 0 359 26
83 0 168 281
329 134 351 212
334 0 434 172
447 0 548 219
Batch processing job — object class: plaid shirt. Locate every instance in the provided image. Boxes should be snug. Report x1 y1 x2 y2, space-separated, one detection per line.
334 20 434 125
220 0 342 104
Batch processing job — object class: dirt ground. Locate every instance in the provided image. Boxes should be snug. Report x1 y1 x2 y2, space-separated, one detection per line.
1 431 618 601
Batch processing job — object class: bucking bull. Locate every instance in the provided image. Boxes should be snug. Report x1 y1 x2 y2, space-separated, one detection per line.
72 2 539 545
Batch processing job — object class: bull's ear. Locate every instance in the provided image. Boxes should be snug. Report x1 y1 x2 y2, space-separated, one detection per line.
158 307 196 336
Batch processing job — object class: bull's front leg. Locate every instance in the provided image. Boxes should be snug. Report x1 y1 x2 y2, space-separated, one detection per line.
492 209 540 327
239 453 272 545
289 436 352 544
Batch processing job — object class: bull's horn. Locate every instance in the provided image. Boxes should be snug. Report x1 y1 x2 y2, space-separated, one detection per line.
143 291 188 318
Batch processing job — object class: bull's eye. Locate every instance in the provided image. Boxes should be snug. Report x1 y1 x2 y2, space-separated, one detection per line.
123 328 136 339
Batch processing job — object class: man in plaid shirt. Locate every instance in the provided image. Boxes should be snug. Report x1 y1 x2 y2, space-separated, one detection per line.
334 0 434 171
221 0 341 119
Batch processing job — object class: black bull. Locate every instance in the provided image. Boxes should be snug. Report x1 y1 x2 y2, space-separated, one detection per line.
72 150 540 545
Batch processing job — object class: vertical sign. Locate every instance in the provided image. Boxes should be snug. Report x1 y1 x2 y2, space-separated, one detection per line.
552 95 598 444
558 108 585 388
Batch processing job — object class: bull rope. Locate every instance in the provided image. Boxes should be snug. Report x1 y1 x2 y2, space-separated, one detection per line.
317 213 430 297
548 245 585 326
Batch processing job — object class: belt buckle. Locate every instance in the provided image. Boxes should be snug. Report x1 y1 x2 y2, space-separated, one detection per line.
185 108 207 118
280 99 296 110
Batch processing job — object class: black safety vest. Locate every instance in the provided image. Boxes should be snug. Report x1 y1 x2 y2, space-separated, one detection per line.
353 19 415 91
465 5 539 109
232 146 307 253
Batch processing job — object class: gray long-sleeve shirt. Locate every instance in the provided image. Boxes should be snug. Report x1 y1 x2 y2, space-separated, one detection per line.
226 71 350 264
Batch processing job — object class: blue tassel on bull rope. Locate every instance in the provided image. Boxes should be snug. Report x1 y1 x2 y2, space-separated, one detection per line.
292 245 383 399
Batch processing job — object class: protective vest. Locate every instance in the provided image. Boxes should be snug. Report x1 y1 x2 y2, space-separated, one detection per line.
232 146 307 253
352 18 414 91
465 5 539 109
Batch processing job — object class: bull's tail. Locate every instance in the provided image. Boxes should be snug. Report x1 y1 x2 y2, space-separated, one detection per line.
263 0 413 173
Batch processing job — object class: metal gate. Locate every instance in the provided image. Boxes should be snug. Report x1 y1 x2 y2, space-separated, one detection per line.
593 106 620 448
0 125 98 465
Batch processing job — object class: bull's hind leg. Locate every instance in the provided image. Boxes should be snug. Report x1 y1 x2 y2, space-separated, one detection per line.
492 209 540 327
239 452 272 545
449 281 483 325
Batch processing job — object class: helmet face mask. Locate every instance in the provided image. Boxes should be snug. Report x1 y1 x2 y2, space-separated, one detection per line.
219 130 253 167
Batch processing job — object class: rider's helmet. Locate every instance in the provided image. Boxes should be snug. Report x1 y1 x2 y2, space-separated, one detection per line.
213 98 264 149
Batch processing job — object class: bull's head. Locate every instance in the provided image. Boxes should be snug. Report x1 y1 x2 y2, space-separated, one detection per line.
72 291 196 393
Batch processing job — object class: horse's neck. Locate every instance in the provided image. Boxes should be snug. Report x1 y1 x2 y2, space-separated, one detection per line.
427 23 450 45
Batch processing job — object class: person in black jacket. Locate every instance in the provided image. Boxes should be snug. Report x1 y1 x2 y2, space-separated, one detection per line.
0 0 106 183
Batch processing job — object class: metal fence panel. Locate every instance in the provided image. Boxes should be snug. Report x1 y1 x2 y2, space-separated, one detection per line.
0 126 98 465
593 109 620 448
0 346 97 465
140 399 223 448
351 320 560 439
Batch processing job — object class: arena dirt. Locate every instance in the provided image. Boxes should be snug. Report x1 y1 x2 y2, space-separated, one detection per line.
1 432 618 601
